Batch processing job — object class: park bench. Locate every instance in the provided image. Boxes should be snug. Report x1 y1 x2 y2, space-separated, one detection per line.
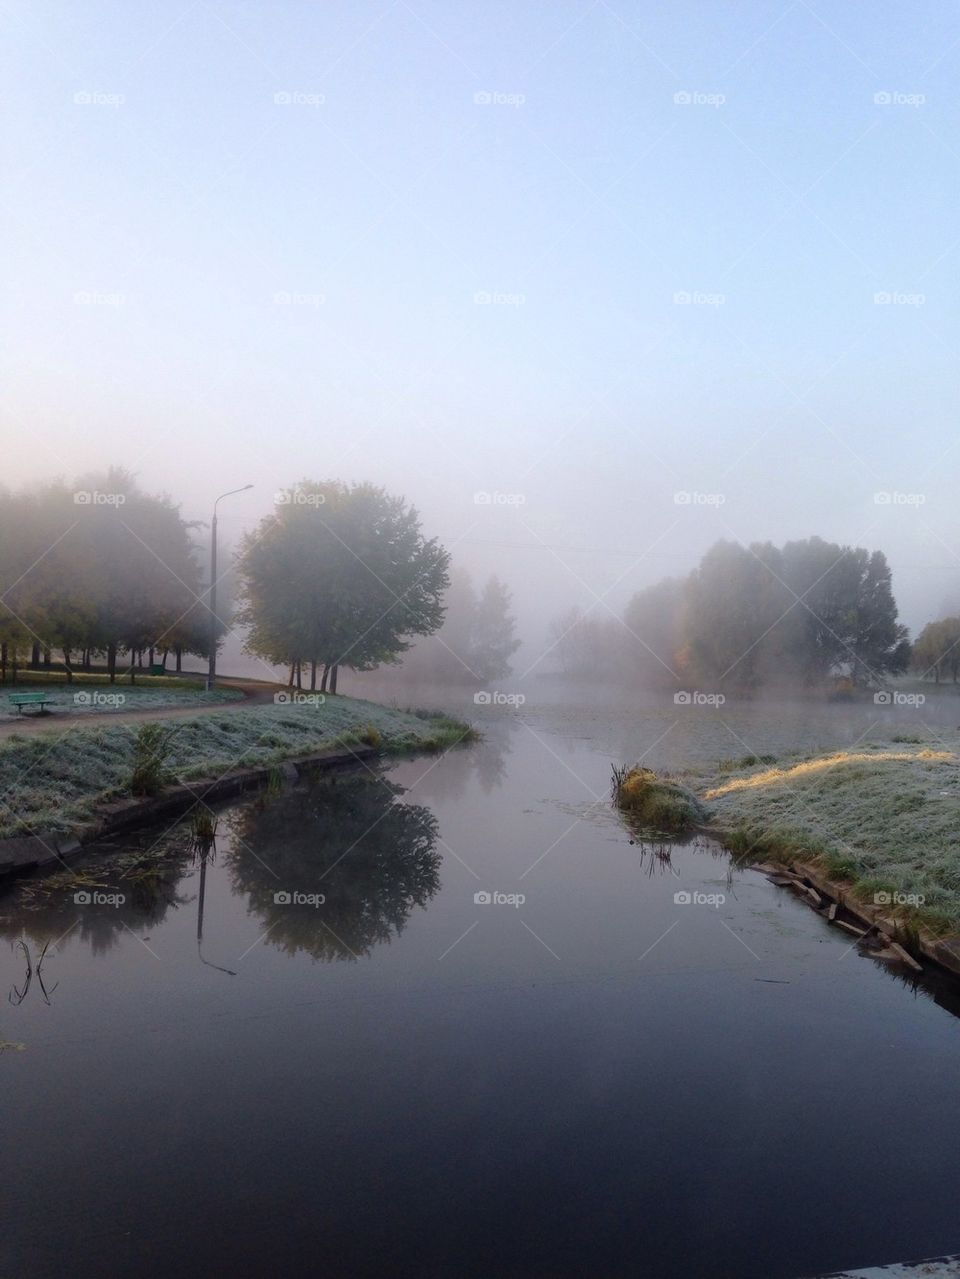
9 692 51 715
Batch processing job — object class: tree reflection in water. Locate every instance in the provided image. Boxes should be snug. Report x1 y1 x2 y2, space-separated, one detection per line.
225 769 441 962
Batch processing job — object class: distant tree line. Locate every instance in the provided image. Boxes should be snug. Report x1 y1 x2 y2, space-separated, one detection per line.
391 567 521 684
911 617 960 683
551 536 911 691
0 468 217 681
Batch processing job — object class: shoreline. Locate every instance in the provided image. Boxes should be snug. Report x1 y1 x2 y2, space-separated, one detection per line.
614 748 960 982
0 696 477 883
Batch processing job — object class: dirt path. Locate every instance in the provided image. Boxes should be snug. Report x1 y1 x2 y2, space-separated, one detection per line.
0 678 281 737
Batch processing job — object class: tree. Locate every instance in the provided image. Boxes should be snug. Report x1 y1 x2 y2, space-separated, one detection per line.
912 618 960 683
238 480 449 689
468 576 520 681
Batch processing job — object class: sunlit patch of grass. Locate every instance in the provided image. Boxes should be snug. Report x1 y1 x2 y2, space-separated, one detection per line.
698 739 960 933
705 749 954 799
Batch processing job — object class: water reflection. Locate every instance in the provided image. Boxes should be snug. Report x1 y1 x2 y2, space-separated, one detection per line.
225 770 441 962
0 841 195 956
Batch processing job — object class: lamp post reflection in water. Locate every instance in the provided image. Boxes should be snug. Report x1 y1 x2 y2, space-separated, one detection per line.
195 836 237 977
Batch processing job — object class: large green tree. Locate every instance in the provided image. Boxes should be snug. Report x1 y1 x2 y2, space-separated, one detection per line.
238 480 449 690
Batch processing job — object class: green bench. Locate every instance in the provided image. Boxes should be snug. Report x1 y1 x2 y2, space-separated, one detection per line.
9 692 52 715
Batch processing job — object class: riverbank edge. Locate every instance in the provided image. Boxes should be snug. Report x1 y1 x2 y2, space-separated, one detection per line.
716 834 960 979
612 765 960 980
0 743 379 881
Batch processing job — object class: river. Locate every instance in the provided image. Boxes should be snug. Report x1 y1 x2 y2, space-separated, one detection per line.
3 682 960 1278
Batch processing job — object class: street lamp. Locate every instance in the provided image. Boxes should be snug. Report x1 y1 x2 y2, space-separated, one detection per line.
206 485 252 691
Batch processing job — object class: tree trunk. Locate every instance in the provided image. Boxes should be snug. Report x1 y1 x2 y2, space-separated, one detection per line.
160 647 169 672
63 649 73 683
108 642 117 684
320 664 329 693
330 664 339 694
175 646 182 673
288 662 296 688
310 660 317 691
43 646 51 668
295 660 302 691
148 646 155 668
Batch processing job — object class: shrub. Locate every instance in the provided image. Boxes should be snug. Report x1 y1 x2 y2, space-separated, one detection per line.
611 765 705 834
130 723 178 796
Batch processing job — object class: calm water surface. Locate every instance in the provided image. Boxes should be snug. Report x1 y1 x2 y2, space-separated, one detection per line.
3 685 960 1278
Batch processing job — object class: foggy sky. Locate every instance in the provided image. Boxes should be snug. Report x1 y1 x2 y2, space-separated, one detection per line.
4 0 959 657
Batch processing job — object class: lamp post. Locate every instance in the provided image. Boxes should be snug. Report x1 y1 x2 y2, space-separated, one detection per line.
206 485 252 691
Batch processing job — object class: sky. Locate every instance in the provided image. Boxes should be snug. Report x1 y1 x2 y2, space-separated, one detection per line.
3 0 960 651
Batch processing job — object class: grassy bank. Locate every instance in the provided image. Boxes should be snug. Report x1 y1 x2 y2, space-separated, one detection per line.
676 739 960 933
0 697 477 838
